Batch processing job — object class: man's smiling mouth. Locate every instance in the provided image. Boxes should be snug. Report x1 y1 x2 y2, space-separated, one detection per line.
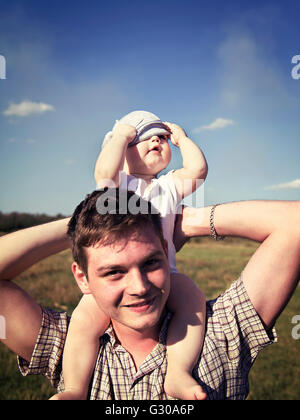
123 297 156 312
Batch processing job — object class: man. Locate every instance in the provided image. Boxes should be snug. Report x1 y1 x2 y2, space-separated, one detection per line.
0 189 299 399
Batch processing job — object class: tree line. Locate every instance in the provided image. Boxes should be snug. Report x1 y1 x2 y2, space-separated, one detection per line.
0 211 67 233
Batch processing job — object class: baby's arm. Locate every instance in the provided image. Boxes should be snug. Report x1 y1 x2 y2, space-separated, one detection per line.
94 123 136 188
50 294 110 400
164 272 207 400
164 122 208 198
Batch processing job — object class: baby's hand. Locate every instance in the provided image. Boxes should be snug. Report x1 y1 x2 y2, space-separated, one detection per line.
112 122 137 144
163 122 187 147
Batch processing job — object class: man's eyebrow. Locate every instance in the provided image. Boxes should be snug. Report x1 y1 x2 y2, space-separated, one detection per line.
139 249 166 266
142 250 165 260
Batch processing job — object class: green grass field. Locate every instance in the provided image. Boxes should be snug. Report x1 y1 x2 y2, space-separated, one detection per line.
0 237 299 400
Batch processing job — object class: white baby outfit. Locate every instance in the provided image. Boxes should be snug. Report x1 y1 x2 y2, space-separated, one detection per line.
120 170 181 274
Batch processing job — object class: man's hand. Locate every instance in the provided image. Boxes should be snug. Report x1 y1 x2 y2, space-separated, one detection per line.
163 122 187 147
112 122 137 144
173 208 189 252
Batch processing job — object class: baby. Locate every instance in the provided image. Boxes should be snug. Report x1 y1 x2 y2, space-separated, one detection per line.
51 110 208 400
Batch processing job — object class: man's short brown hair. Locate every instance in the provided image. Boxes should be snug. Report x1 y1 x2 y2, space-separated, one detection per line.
67 188 165 275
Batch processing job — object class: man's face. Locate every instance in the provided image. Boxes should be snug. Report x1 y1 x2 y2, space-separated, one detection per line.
80 226 170 335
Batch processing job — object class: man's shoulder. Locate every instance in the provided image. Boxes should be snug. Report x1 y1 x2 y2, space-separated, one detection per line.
18 308 70 388
191 278 277 399
205 277 277 359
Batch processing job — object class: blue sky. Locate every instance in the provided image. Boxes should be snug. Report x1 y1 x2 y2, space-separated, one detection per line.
0 0 300 215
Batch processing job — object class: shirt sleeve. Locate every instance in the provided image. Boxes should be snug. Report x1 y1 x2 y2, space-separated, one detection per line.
18 308 69 389
207 277 277 368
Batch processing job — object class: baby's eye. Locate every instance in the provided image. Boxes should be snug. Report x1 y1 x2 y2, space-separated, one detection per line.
159 135 168 141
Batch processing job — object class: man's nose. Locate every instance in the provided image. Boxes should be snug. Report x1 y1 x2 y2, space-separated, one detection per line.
127 268 151 296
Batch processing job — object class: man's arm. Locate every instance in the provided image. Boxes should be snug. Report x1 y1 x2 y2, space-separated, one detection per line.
175 201 300 330
0 218 70 361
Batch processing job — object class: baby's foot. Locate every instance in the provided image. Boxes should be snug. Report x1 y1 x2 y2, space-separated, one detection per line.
164 370 207 400
49 389 87 400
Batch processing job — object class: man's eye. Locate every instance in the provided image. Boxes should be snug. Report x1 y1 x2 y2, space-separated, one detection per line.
144 259 160 269
105 270 122 277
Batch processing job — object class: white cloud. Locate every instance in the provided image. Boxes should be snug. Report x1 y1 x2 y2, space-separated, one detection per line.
266 179 300 190
64 158 74 166
193 118 235 133
216 32 292 112
3 100 55 117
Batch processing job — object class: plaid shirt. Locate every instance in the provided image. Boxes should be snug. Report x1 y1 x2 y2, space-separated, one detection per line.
18 277 277 400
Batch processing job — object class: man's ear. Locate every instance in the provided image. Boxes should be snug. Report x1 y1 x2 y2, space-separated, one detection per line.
71 262 91 294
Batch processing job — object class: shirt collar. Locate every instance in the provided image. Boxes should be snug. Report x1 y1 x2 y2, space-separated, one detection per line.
101 311 172 349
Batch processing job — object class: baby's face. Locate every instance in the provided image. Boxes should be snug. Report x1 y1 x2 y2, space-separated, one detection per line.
125 135 171 176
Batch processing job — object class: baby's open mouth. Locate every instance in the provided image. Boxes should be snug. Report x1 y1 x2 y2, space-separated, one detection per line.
149 146 161 153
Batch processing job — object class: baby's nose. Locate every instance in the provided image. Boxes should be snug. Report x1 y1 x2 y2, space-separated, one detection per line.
150 136 160 143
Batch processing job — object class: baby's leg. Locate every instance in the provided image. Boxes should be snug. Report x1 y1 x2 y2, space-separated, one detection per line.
49 294 110 400
164 272 207 400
